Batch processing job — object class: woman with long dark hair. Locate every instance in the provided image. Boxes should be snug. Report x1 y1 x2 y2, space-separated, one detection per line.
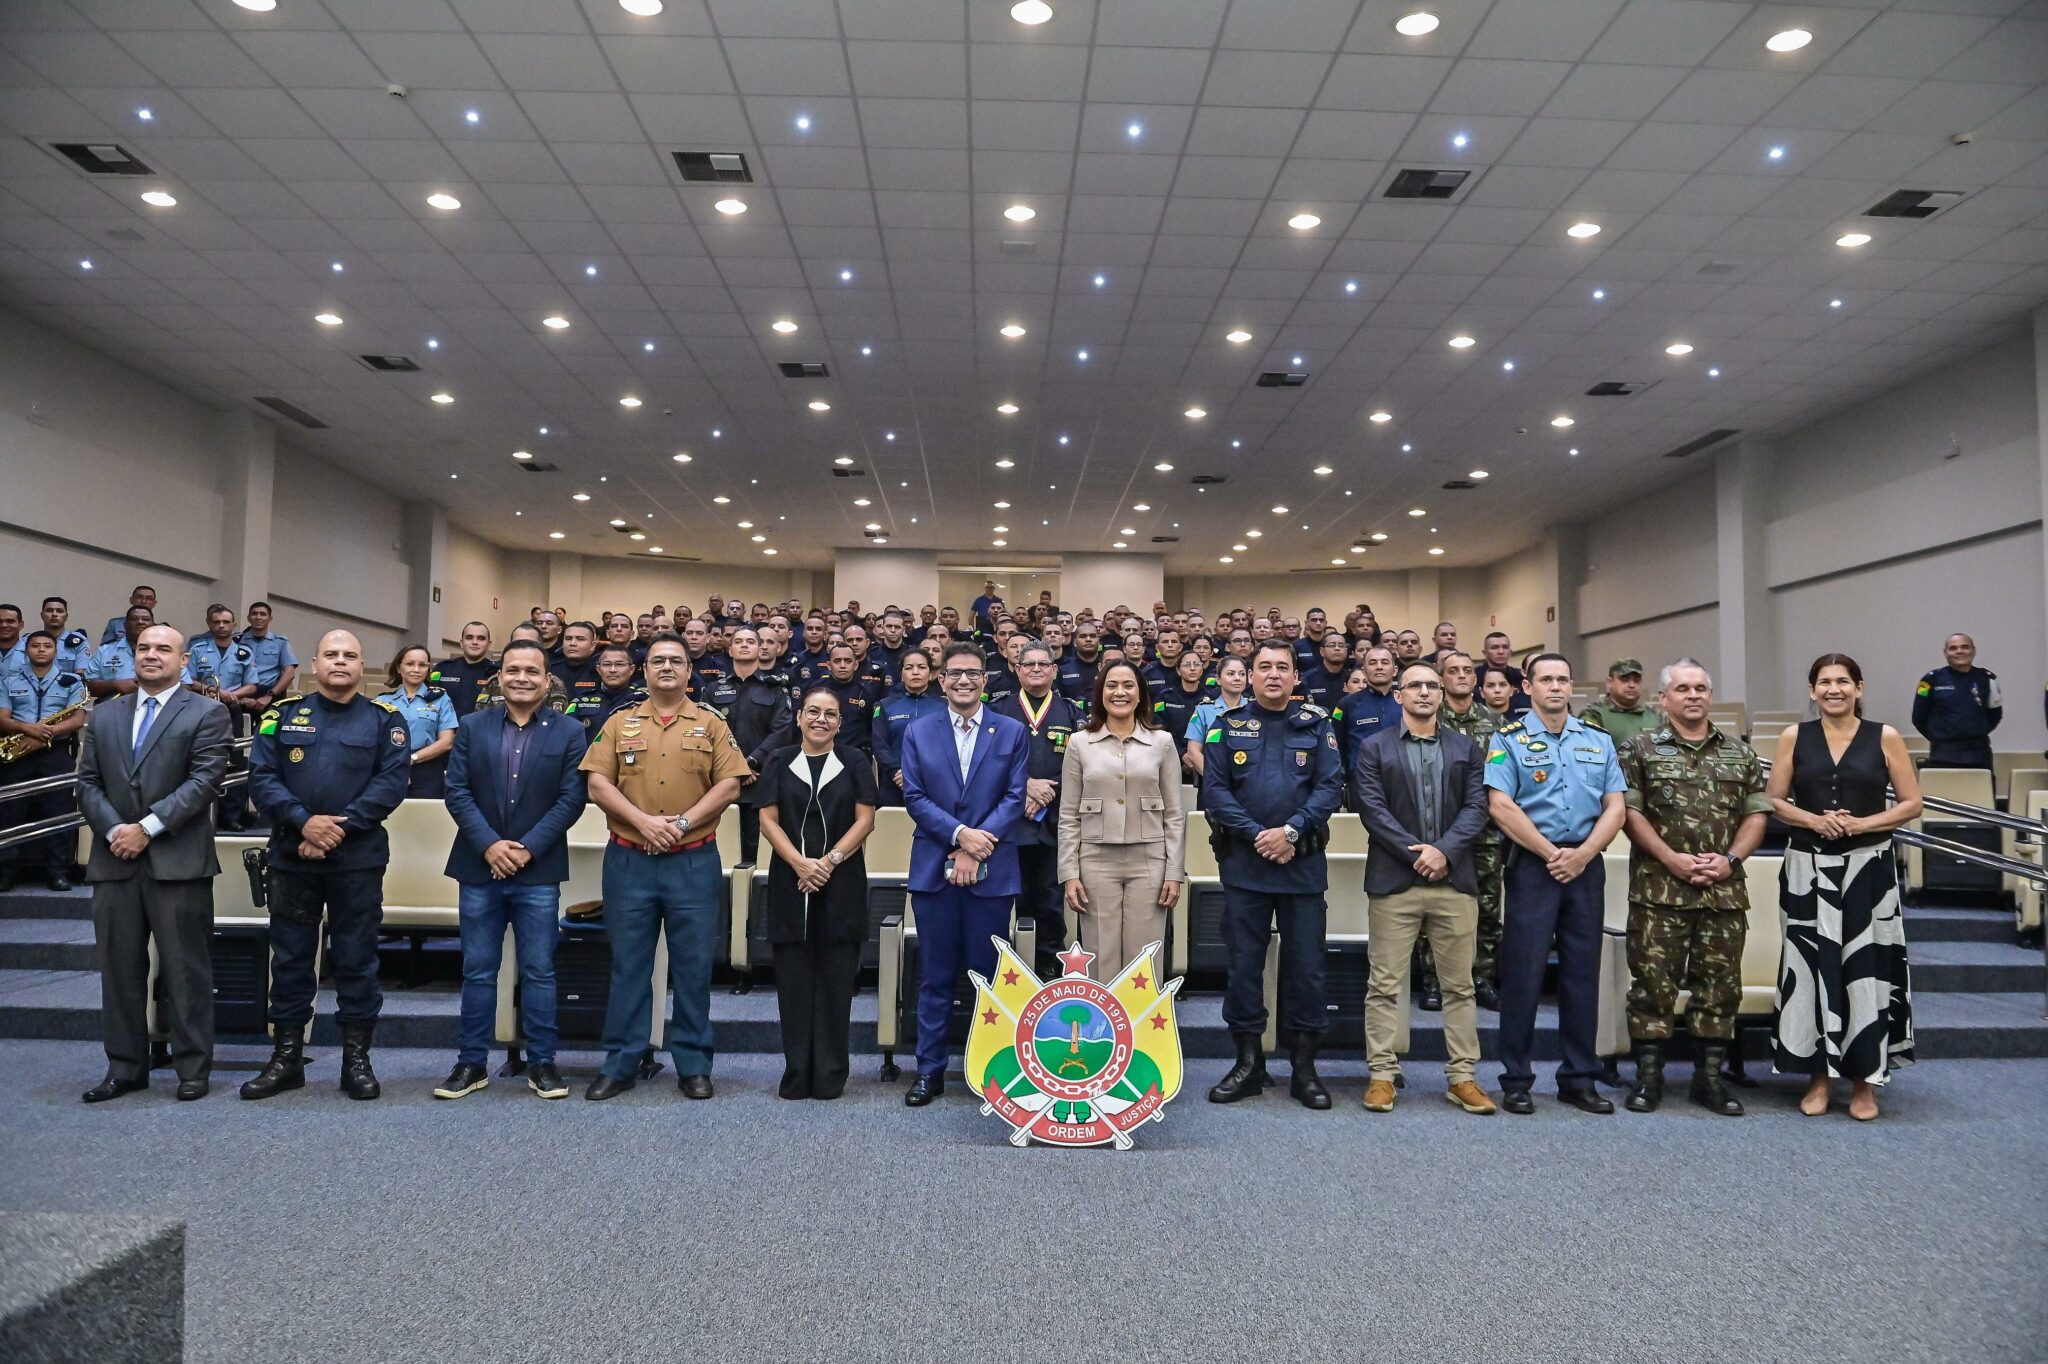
376 644 458 797
1766 653 1922 1120
1057 661 1185 983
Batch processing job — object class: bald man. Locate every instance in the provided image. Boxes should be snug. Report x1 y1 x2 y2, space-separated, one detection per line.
76 626 233 1102
241 630 411 1101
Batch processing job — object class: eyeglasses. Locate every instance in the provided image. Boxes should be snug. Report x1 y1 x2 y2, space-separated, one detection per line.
1399 680 1442 692
942 669 985 681
1020 659 1053 668
799 707 840 721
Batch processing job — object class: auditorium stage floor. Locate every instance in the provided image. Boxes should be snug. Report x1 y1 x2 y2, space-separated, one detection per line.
2 1041 2042 1364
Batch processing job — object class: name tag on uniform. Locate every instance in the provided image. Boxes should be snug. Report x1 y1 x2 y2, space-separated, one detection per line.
617 737 648 752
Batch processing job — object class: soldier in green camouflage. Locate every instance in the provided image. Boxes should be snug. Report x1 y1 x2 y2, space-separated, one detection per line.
1581 658 1656 748
1436 651 1504 1010
1616 657 1773 1116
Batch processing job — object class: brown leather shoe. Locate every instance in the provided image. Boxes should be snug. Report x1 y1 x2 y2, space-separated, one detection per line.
1363 1078 1396 1112
1445 1080 1497 1115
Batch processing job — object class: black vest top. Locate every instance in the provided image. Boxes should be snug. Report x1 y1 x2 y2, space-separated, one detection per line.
1788 719 1891 853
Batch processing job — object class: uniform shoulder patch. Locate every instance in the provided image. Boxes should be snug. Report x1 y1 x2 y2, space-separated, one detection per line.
234 645 252 661
424 686 446 700
57 672 80 687
1297 702 1328 720
371 697 400 713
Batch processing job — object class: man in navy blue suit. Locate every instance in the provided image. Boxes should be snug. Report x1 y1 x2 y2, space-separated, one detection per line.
435 640 589 1102
897 641 1031 1106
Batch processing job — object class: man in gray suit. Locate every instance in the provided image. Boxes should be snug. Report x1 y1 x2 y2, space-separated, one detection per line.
76 624 232 1102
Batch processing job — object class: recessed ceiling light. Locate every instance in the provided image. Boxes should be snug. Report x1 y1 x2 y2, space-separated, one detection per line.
1076 349 1089 362
1830 298 1843 308
1448 334 1475 348
136 108 153 121
1408 507 1427 517
1287 212 1321 230
583 264 598 277
1154 461 1174 472
1708 367 1721 378
1344 280 1359 294
140 190 177 207
997 402 1019 414
426 338 439 349
464 109 480 125
864 522 882 532
1665 342 1693 356
1246 530 1263 539
1093 274 1106 288
1004 204 1036 222
838 268 852 282
1000 323 1027 338
1126 122 1143 139
572 492 591 502
808 400 831 412
671 451 692 464
833 455 854 466
234 0 277 10
620 0 664 14
330 261 344 273
751 534 767 543
1330 558 1347 566
608 518 629 528
1768 145 1786 161
450 474 458 480
314 312 342 326
1232 543 1248 552
1368 410 1392 423
629 532 646 541
1395 11 1440 36
736 520 754 529
1469 469 1490 480
1132 502 1150 512
996 458 1014 469
994 501 1011 509
1291 355 1304 367
1569 447 1580 456
1226 329 1252 344
884 431 896 441
993 525 1010 534
714 198 747 215
1566 221 1601 239
1592 288 1606 301
853 497 871 507
1551 415 1574 427
1184 407 1206 419
548 531 565 540
542 315 569 330
860 345 873 356
1370 533 1389 542
1765 28 1812 53
993 539 1008 547
713 495 730 504
513 450 533 460
619 396 642 408
1270 506 1289 515
1118 526 1135 536
1452 133 1469 149
1218 556 1234 564
1401 443 1413 452
425 192 460 211
1836 232 1871 248
1113 541 1129 549
78 259 92 270
1502 360 1516 372
796 115 812 132
431 392 454 404
771 319 798 333
1428 546 1446 557
1011 0 1053 23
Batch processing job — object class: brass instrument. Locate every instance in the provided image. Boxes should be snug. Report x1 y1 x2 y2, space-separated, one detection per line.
0 700 88 764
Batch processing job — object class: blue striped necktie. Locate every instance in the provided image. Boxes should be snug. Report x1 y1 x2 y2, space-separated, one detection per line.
133 695 158 759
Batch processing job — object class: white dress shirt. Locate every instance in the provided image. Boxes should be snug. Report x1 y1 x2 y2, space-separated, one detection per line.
950 704 983 849
129 680 181 839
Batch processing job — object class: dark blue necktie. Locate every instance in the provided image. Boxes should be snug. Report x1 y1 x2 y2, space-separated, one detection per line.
133 695 158 759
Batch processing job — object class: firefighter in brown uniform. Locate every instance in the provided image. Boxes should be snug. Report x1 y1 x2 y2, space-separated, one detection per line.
1616 658 1773 1116
579 631 751 1101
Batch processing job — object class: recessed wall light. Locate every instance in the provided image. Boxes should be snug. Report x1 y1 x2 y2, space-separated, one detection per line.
314 312 343 326
1000 323 1027 338
619 396 641 408
1226 329 1252 344
1836 232 1871 248
1665 342 1693 356
1184 407 1206 419
425 192 461 211
1448 335 1475 348
1368 411 1392 423
1395 12 1440 36
1287 212 1321 230
1550 415 1574 427
542 315 569 329
1765 28 1812 52
140 190 177 207
1004 204 1036 222
1566 221 1601 239
771 319 798 333
431 392 454 404
808 400 831 412
1011 0 1053 23
714 198 746 215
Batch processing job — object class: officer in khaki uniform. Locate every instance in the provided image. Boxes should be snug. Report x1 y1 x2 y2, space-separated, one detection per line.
1615 658 1773 1117
579 631 750 1101
1580 658 1657 749
1436 650 1505 1009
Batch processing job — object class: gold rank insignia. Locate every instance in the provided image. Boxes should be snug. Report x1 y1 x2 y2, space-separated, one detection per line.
1233 749 1248 765
1246 719 1261 732
288 747 305 763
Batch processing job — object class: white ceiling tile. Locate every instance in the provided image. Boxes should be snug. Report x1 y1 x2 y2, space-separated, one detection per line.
629 93 750 143
1585 1 1749 66
855 97 967 149
1093 0 1228 48
112 29 272 87
1541 64 1689 120
846 41 966 100
1431 60 1574 119
1317 54 1451 112
514 91 639 143
1764 74 1919 129
1202 50 1332 108
233 31 386 87
1468 0 1629 62
722 38 853 97
1604 123 1743 174
294 86 433 139
1086 47 1212 105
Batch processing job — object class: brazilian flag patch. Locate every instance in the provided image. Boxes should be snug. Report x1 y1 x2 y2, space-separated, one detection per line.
258 718 278 735
1486 749 1507 764
1915 680 1932 696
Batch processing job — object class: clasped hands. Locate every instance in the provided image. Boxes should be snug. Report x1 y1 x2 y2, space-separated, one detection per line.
483 839 533 880
1660 849 1736 886
1251 827 1296 864
1539 842 1596 884
949 827 997 885
1809 809 1867 841
1023 777 1057 820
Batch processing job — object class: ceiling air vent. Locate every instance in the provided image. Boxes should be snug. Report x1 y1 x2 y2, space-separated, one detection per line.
1865 188 1967 220
634 550 699 561
1256 371 1309 388
253 397 326 429
50 142 153 176
357 354 419 372
671 151 752 183
517 461 560 473
1441 479 1479 491
862 530 890 540
830 467 866 478
1150 536 1179 544
1586 380 1655 397
777 361 829 378
1380 167 1476 202
104 227 145 244
1661 428 1739 460
1190 474 1228 486
998 239 1036 255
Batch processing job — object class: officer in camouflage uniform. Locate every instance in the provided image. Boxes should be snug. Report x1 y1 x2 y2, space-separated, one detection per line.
476 625 568 713
1579 658 1656 749
1436 651 1504 1010
1616 657 1772 1116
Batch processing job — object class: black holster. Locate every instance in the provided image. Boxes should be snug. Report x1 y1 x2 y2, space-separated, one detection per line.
242 847 269 908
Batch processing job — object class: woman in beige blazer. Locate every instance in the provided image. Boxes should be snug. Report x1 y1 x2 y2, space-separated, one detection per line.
1057 661 1186 983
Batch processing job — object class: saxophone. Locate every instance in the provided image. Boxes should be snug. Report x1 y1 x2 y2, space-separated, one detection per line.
0 700 88 763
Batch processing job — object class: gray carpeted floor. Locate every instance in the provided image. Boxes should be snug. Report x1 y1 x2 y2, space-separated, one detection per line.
2 1040 2043 1364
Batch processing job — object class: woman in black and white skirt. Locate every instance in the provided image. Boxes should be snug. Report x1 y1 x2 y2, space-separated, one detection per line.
1766 653 1922 1120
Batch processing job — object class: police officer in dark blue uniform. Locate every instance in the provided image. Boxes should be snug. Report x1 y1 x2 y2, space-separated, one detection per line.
1299 631 1354 712
1912 633 2002 770
549 620 605 716
1151 651 1213 770
696 626 792 862
841 623 892 689
240 629 410 1103
993 640 1083 972
0 632 89 890
872 649 946 809
430 621 499 718
1202 641 1346 1110
1056 620 1106 706
573 645 648 738
816 643 881 759
1334 645 1402 795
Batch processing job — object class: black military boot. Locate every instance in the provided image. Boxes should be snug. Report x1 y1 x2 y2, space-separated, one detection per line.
239 1030 305 1100
1689 1040 1744 1116
1417 959 1442 1013
1624 1040 1664 1113
1288 1039 1332 1110
339 1023 381 1101
1207 1033 1269 1104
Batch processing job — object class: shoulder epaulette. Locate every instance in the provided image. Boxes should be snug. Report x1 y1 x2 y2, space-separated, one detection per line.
276 693 303 707
371 697 399 713
1497 716 1529 734
1297 702 1328 720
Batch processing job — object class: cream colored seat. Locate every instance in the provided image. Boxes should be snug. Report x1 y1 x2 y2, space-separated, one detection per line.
1999 769 2048 903
1907 767 1996 891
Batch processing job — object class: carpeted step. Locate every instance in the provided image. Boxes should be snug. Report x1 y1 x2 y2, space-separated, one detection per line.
0 887 92 921
0 920 95 972
1909 940 2043 994
1902 906 2017 943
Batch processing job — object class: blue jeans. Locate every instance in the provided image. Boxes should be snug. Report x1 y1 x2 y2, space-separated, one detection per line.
457 881 561 1066
599 842 722 1080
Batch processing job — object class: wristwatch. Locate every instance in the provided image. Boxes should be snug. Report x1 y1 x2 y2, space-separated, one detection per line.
673 814 692 835
1282 825 1300 845
826 849 844 867
1725 853 1743 872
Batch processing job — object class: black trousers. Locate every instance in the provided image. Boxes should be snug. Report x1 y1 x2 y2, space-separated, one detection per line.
738 804 761 864
1222 887 1327 1037
1924 739 1992 770
1015 841 1066 956
407 755 447 799
267 864 384 1029
9 743 77 879
771 934 861 1099
93 874 214 1081
1498 852 1604 1093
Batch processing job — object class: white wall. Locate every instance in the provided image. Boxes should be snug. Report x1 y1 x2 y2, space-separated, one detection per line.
442 527 547 649
1172 571 1418 625
1059 553 1164 619
833 549 938 616
1577 469 1719 637
1582 606 1722 688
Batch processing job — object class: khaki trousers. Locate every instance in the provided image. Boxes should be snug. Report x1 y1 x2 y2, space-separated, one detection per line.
1366 883 1480 1082
1074 841 1167 984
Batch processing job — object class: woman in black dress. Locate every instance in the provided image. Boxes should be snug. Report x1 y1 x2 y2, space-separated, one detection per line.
757 687 878 1100
1766 653 1922 1120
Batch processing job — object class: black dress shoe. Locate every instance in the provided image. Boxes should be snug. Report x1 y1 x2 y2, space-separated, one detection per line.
82 1076 146 1104
175 1078 209 1101
1474 980 1501 1012
584 1073 635 1101
679 1073 714 1100
904 1073 945 1106
527 1062 568 1100
1501 1089 1534 1115
1560 1088 1615 1114
47 873 72 892
1418 986 1442 1012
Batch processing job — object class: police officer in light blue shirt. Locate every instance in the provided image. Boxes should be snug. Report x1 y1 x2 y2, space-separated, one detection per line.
0 632 90 889
0 602 25 682
98 584 157 645
376 644 459 799
186 604 253 696
232 600 297 705
1483 651 1629 1116
84 607 191 697
37 597 91 675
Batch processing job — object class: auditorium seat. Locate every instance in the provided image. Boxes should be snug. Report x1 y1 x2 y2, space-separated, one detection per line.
1999 768 2047 893
1750 710 1803 732
1907 768 1997 891
2013 789 2048 936
1706 702 1750 739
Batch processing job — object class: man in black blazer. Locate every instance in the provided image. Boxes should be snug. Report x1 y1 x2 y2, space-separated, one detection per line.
1350 662 1495 1116
75 625 233 1102
436 640 589 1102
